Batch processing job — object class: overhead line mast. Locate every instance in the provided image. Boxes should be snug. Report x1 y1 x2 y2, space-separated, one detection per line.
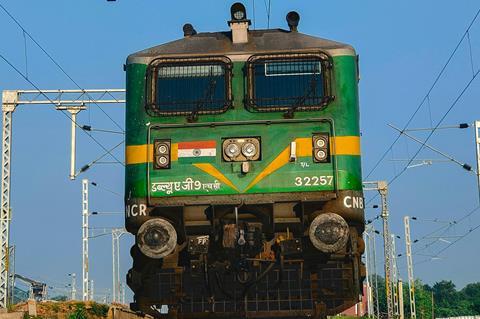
0 89 125 308
363 181 394 319
404 216 416 319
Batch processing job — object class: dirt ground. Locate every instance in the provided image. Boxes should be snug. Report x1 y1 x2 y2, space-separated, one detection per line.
12 301 122 319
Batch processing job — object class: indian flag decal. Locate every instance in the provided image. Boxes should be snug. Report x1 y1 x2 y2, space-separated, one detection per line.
177 140 216 158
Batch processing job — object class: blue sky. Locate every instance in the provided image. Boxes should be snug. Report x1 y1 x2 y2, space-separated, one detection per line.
1 0 480 302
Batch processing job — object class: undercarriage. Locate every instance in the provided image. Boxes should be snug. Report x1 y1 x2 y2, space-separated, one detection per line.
126 194 365 319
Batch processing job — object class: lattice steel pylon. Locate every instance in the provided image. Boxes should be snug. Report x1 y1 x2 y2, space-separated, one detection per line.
0 91 15 308
0 89 125 309
404 216 416 319
364 225 375 317
391 234 399 317
112 228 126 303
363 181 394 319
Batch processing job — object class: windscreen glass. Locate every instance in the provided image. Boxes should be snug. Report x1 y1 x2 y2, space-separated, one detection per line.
252 59 324 109
155 63 228 114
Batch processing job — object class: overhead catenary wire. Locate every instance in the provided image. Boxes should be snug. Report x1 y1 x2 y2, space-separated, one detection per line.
0 53 124 167
0 3 124 133
263 0 271 28
413 219 480 266
81 125 124 135
90 181 123 198
366 67 480 206
364 6 480 181
77 140 125 177
387 68 480 186
252 0 256 29
388 124 475 173
397 206 480 258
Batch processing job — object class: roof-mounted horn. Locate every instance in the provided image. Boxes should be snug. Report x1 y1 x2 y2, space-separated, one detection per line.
286 11 300 32
228 3 251 44
183 23 197 37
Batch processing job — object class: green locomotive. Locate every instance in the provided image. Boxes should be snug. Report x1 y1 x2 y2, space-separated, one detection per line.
125 3 365 318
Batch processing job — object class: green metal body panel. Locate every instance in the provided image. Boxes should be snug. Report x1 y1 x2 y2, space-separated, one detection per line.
125 55 361 200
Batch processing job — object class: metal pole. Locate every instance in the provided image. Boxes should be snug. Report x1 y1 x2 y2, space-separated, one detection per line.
112 228 126 303
121 283 125 304
56 105 85 181
116 233 120 303
0 89 124 309
0 91 16 309
372 227 380 319
112 230 116 303
399 279 404 319
7 245 15 306
431 291 434 319
90 279 94 302
364 228 373 317
404 216 416 319
82 179 89 301
391 234 399 317
69 273 76 300
378 182 394 319
474 121 480 204
364 181 393 319
69 111 78 180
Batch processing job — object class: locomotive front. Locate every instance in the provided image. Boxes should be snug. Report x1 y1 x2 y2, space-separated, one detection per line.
125 4 365 318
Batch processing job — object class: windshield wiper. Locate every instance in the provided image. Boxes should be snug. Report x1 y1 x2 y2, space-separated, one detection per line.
187 69 218 122
284 68 319 119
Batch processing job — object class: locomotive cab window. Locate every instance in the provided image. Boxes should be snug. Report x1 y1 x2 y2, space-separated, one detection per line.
147 57 233 116
246 54 333 112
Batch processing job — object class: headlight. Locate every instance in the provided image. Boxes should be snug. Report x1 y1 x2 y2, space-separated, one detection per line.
233 10 245 20
315 149 327 161
242 142 257 157
137 218 177 259
222 137 261 162
315 138 326 148
312 134 330 163
231 3 247 21
309 213 349 253
156 143 168 154
154 140 171 169
225 143 241 158
156 156 169 166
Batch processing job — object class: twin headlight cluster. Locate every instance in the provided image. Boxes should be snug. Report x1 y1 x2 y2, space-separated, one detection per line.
154 139 171 169
153 134 329 168
312 134 330 163
222 137 261 162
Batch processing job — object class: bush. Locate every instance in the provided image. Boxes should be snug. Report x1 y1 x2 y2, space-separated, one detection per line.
68 304 87 319
90 303 109 317
51 303 60 313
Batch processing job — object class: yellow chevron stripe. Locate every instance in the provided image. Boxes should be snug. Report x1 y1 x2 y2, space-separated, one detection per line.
244 137 301 192
193 163 240 192
243 136 361 191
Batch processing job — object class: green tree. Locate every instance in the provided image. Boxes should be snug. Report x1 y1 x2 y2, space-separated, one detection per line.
461 283 480 314
432 280 476 317
369 277 480 317
415 280 433 319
